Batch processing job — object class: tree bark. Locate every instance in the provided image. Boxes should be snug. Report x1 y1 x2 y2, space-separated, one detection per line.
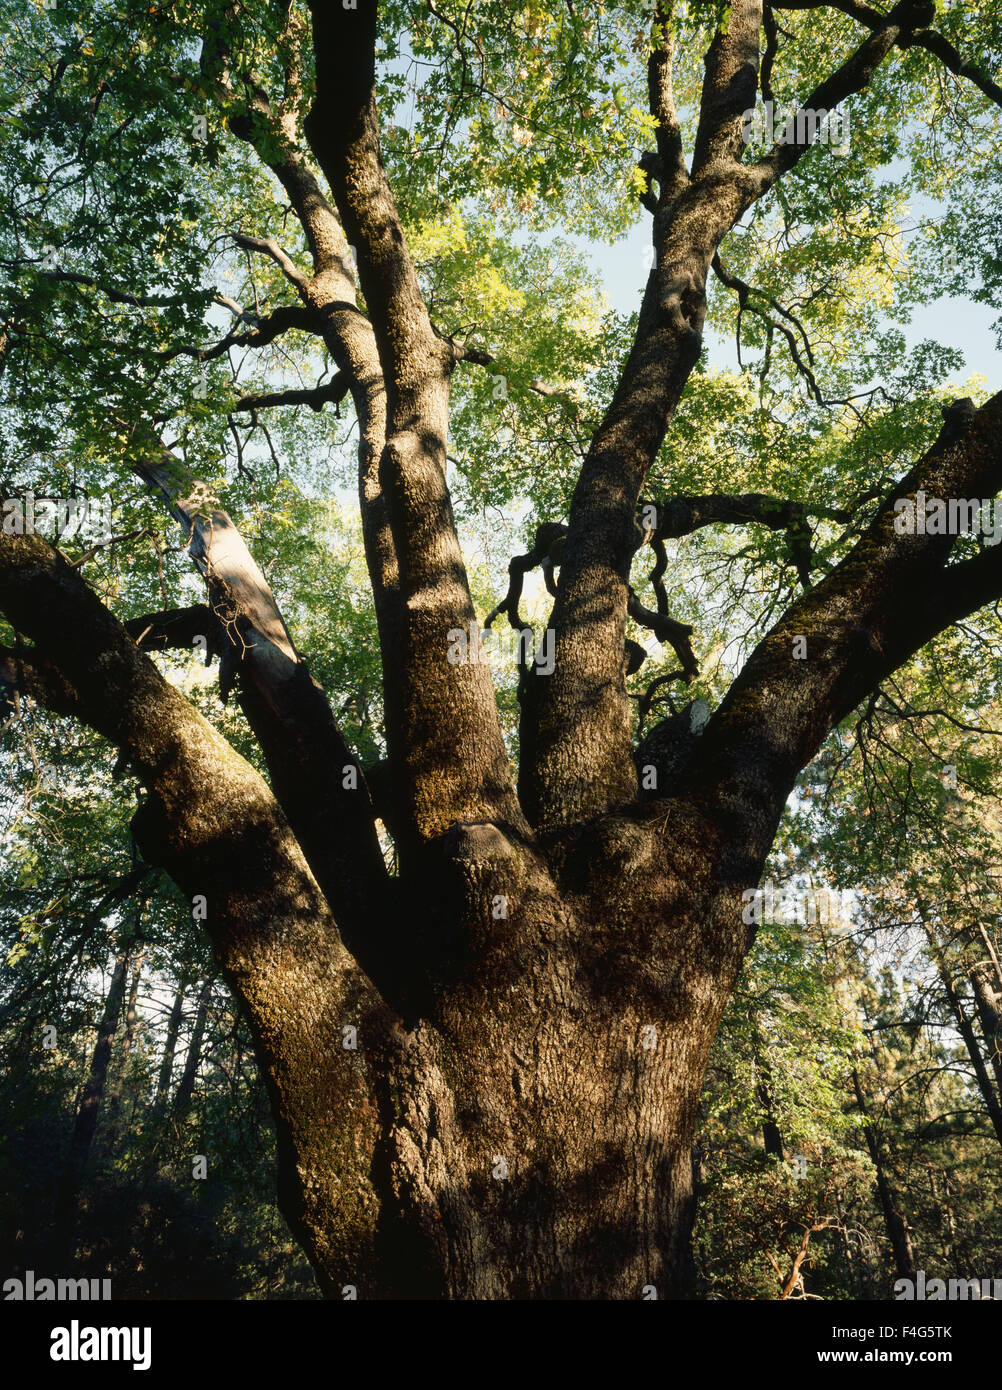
753 1036 786 1160
173 979 212 1117
153 976 188 1113
921 918 1002 1147
0 532 392 1294
971 960 1002 1106
102 947 144 1153
851 1068 916 1280
7 0 1002 1301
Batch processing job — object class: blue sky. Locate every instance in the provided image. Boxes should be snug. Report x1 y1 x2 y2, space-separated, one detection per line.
581 216 1002 388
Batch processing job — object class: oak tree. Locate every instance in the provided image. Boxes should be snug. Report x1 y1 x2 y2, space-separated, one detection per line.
2 0 1001 1297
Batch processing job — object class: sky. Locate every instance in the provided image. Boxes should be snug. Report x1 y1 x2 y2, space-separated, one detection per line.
575 209 1002 388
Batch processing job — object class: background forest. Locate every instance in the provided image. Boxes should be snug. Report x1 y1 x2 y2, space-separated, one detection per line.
2 0 1002 1300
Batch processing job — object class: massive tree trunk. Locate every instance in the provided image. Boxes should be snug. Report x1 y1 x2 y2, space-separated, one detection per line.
364 807 742 1299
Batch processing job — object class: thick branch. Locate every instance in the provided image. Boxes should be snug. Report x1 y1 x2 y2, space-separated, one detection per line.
197 3 404 742
520 1 778 830
647 3 690 202
900 26 1002 111
304 0 525 849
127 430 396 980
653 492 849 536
232 375 351 413
772 1 1002 110
202 15 412 846
233 232 312 293
692 0 765 178
750 0 936 195
654 490 850 586
0 529 393 1293
682 392 1002 887
124 605 221 656
160 303 318 363
523 0 924 830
